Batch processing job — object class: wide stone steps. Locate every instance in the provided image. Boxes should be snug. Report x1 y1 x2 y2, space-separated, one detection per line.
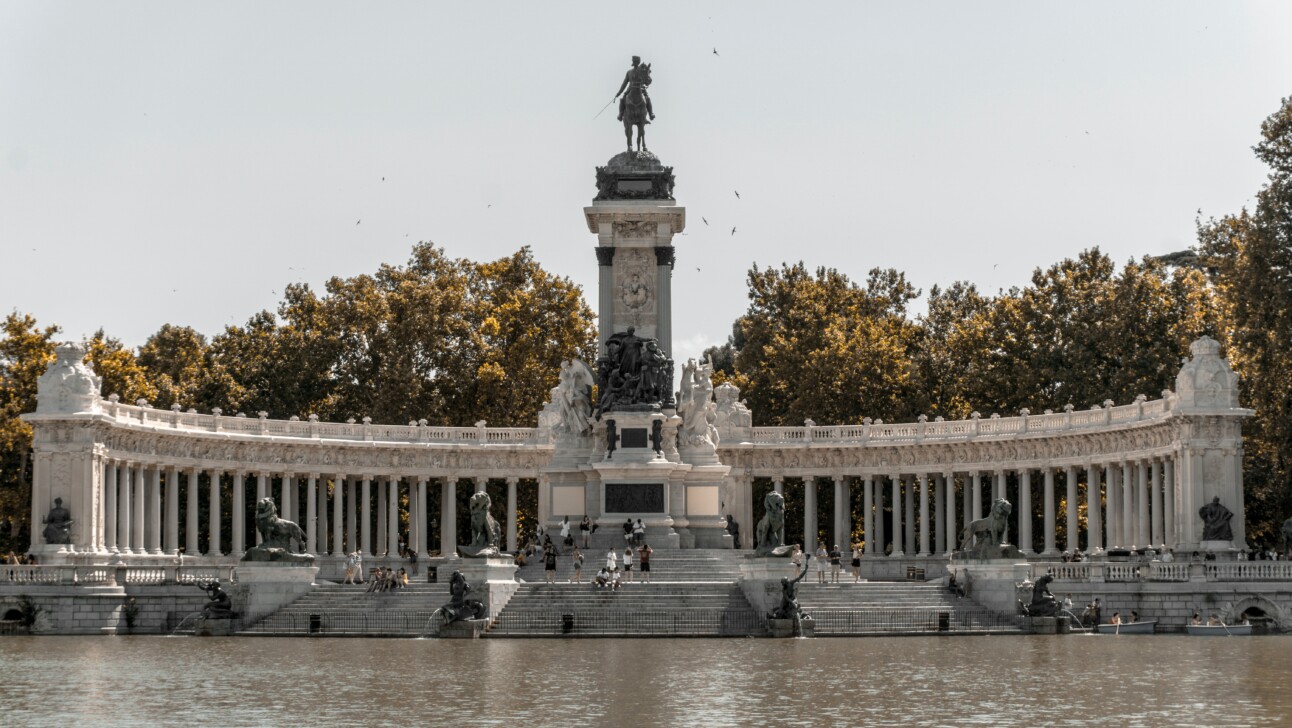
512 548 744 583
240 582 450 636
794 582 1024 635
489 582 761 637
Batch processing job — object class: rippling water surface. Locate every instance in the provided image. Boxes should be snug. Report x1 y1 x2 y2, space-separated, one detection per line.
4 634 1292 726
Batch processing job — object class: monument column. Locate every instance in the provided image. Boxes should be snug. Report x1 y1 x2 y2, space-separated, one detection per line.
971 472 983 521
804 477 817 550
1121 461 1134 548
904 475 916 556
346 477 358 554
1017 468 1032 554
873 475 885 556
118 462 134 555
596 247 616 355
418 478 430 556
255 472 268 544
918 474 930 557
105 460 118 554
1105 461 1119 548
655 247 675 358
1163 458 1176 549
317 476 329 556
133 463 147 554
506 477 519 552
933 473 945 555
1042 467 1057 556
862 475 873 557
1065 465 1079 554
332 474 345 556
207 470 221 556
944 472 957 555
186 468 199 555
1150 459 1163 548
361 476 373 556
231 470 246 557
441 477 458 557
889 474 903 557
375 476 387 555
1137 460 1150 549
307 474 319 554
1086 464 1103 552
773 476 784 495
147 465 162 554
165 466 180 555
282 474 294 527
388 477 400 557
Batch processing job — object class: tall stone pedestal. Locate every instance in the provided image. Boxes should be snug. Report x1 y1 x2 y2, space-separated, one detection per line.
953 560 1030 616
235 563 318 624
451 557 518 623
738 556 800 618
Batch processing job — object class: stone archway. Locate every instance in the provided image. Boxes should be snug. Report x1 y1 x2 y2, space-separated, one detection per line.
1226 594 1284 632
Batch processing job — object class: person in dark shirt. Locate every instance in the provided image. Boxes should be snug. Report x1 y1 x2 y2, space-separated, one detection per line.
544 548 558 584
828 544 842 584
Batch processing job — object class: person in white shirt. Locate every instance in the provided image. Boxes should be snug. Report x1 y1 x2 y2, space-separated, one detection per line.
623 546 635 583
605 548 618 572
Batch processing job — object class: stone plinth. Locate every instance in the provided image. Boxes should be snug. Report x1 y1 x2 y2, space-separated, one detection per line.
235 562 318 624
738 556 800 618
440 618 487 639
450 557 519 624
954 560 1031 616
193 617 233 636
1199 540 1238 559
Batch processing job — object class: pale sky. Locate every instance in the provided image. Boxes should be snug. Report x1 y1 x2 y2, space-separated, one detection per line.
3 2 1290 374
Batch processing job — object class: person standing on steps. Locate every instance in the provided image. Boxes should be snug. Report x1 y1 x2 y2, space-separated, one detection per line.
580 515 592 548
544 546 558 584
571 547 585 583
851 544 862 583
623 545 635 583
639 543 653 583
633 518 646 546
606 547 618 573
815 542 829 583
623 518 634 545
829 544 842 583
560 517 570 545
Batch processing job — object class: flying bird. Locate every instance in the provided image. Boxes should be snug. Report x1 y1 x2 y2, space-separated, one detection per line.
713 48 719 56
356 220 361 225
702 217 709 225
731 227 737 236
734 190 740 199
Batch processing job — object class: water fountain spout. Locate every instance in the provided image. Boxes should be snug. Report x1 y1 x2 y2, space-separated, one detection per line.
171 611 204 636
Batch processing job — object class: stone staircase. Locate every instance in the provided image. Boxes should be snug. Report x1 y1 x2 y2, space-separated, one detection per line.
240 582 450 637
512 547 744 584
794 581 1025 635
488 581 762 637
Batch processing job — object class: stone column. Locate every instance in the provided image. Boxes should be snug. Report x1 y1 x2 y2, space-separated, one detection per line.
1064 466 1078 554
655 246 674 358
933 474 945 555
1042 467 1057 556
186 468 199 555
595 247 616 355
282 474 294 526
862 475 873 557
376 476 387 556
105 461 118 554
1163 458 1176 550
1017 468 1032 554
903 476 915 556
346 478 358 554
1086 464 1102 553
474 476 487 494
804 477 818 550
773 476 784 495
961 474 971 534
971 472 982 521
873 476 885 556
388 477 400 557
118 462 134 554
254 472 267 545
164 466 179 555
147 466 162 554
441 477 458 557
317 476 329 556
231 470 246 557
1121 461 1134 548
361 476 373 556
944 472 957 555
1150 459 1163 549
306 474 319 554
833 475 849 549
332 475 345 556
889 474 903 557
208 470 222 556
133 463 147 554
1105 462 1119 548
416 478 429 556
918 474 930 556
1137 460 1150 549
506 477 518 552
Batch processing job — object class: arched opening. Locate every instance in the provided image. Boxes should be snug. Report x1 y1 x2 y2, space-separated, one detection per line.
1 608 21 621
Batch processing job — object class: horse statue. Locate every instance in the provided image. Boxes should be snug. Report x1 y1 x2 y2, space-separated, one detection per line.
620 61 652 153
959 498 1012 555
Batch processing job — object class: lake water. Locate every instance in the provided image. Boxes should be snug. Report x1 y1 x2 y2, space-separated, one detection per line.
3 635 1291 726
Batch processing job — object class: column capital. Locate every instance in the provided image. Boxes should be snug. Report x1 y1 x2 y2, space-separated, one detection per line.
505 476 519 485
307 472 320 480
832 474 846 484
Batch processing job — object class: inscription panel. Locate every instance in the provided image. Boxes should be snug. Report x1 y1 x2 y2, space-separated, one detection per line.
605 483 665 513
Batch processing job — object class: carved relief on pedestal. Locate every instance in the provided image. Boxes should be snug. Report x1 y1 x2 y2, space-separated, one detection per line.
614 248 656 330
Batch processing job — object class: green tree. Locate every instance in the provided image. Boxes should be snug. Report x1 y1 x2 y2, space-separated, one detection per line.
86 329 157 405
0 313 58 552
1197 95 1292 545
137 324 244 411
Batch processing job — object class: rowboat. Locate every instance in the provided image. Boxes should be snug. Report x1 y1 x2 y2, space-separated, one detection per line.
1186 624 1252 636
1095 620 1157 634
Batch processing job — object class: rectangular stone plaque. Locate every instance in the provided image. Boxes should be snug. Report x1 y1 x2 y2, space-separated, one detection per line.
616 178 653 193
605 483 664 513
620 427 648 449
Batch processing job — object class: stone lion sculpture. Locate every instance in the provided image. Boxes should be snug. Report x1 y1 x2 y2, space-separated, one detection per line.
754 491 786 555
960 498 1012 554
468 491 502 552
241 497 312 563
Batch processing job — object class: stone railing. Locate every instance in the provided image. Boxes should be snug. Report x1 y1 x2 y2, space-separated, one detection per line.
736 396 1174 446
1 563 237 586
99 399 540 446
1034 560 1292 583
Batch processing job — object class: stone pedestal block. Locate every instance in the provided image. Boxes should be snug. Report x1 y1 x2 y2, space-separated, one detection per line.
194 617 233 636
235 563 318 624
450 557 519 623
955 560 1031 616
440 618 487 639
